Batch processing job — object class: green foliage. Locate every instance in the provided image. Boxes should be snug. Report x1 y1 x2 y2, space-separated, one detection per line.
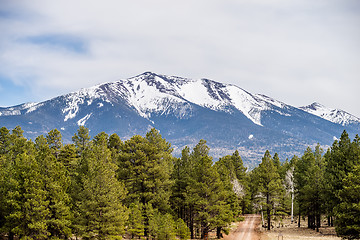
127 202 145 239
0 126 10 155
323 131 360 234
5 152 50 239
215 150 248 218
58 143 78 172
72 125 90 154
38 137 73 238
2 125 359 240
252 150 283 230
46 129 63 159
293 145 325 230
335 164 360 239
74 132 128 239
324 131 358 215
185 141 232 238
118 129 173 210
108 133 123 163
174 218 190 240
146 204 176 240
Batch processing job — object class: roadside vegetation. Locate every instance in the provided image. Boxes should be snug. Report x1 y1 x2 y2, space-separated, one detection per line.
0 126 359 240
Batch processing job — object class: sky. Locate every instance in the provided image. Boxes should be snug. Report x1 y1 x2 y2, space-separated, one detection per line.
0 0 359 117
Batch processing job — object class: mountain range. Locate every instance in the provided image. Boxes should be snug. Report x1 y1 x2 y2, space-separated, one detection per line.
1 72 359 166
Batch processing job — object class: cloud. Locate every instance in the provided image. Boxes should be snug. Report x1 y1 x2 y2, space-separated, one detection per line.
21 34 88 54
0 0 359 116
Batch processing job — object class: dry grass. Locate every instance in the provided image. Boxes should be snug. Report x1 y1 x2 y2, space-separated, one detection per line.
259 216 341 240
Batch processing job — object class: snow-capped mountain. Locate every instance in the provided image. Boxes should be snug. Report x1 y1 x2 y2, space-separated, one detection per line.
299 102 360 126
0 72 359 165
59 72 285 126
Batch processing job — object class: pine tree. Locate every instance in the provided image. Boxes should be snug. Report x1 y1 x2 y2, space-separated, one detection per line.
117 129 173 237
118 130 173 208
72 126 90 154
46 129 63 159
75 132 128 239
108 133 123 164
231 150 247 180
0 150 8 232
335 164 360 239
35 134 72 238
171 147 190 220
170 146 194 237
324 131 360 227
0 127 45 239
254 150 283 230
4 151 50 239
273 153 281 174
0 126 10 155
174 218 190 240
215 150 247 225
186 145 231 239
0 127 10 232
146 204 176 240
9 126 30 160
294 146 325 231
127 202 145 239
182 140 209 239
58 143 78 173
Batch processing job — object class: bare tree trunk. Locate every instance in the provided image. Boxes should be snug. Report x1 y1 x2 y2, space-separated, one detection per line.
190 206 194 239
201 224 209 240
291 192 294 223
267 193 271 230
316 214 321 232
8 231 14 240
216 227 222 239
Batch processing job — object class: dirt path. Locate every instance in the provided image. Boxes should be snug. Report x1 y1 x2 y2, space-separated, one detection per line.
224 214 261 240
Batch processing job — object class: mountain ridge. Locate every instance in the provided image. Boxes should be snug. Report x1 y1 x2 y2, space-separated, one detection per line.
299 102 360 126
0 72 359 166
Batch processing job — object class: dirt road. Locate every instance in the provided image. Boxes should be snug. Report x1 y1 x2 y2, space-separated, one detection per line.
224 214 261 240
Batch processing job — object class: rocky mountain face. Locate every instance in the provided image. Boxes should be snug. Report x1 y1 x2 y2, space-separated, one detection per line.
1 72 359 166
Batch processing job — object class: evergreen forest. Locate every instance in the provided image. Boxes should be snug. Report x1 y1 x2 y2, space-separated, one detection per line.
0 126 359 240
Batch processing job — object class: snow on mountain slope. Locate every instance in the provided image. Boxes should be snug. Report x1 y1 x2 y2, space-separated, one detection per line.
62 84 109 121
146 74 279 126
119 74 190 118
2 72 358 130
0 102 43 116
57 72 278 125
178 79 226 110
119 72 291 126
254 94 286 109
299 102 360 126
59 73 194 121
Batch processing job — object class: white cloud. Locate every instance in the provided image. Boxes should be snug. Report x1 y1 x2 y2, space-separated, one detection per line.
0 0 359 116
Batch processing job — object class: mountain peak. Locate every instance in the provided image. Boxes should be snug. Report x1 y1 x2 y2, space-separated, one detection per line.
133 71 165 80
300 102 360 126
307 102 325 109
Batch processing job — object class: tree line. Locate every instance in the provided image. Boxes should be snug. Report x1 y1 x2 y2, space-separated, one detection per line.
0 126 247 240
0 126 359 240
248 130 360 240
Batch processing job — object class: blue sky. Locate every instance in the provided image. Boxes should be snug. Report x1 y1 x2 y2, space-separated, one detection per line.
0 0 359 117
